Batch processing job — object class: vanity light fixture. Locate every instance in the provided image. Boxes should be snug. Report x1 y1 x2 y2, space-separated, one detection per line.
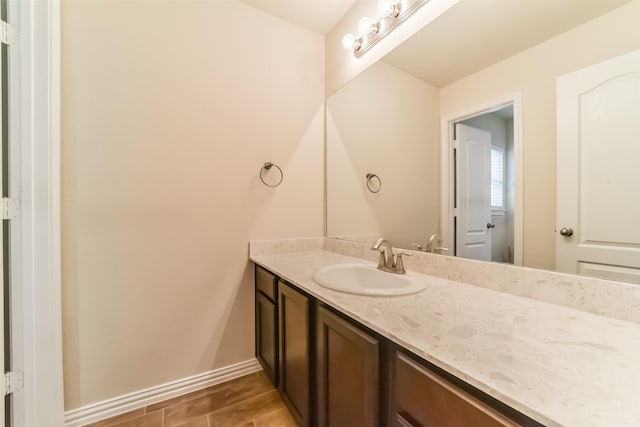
342 0 428 58
358 17 379 35
341 33 361 51
377 0 400 18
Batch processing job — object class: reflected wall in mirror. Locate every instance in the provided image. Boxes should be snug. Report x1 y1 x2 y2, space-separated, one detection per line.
326 0 640 284
327 60 440 250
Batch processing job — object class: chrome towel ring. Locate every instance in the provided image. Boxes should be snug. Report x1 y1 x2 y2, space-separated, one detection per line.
366 173 381 193
260 162 284 187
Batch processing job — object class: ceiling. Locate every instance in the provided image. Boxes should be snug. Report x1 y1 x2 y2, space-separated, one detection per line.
239 0 358 34
383 0 630 87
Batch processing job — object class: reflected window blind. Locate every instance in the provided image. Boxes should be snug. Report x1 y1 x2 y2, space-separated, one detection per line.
491 147 504 208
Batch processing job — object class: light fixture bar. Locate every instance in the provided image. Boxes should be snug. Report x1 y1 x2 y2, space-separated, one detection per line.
343 0 429 58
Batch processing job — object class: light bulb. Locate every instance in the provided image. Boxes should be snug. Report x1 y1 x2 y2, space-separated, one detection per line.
341 34 361 51
358 17 379 35
377 0 399 18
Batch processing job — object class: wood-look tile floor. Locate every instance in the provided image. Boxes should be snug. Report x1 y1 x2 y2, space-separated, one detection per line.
86 372 297 427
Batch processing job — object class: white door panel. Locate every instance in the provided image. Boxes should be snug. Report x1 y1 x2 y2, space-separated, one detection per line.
579 263 640 285
557 49 640 283
580 74 640 246
576 245 640 267
456 123 492 261
466 244 488 261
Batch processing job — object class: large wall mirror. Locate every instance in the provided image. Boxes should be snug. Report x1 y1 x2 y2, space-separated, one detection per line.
326 0 640 284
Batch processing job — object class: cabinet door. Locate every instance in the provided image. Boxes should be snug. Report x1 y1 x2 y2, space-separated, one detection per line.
279 282 311 427
256 291 278 386
316 305 380 427
393 352 519 427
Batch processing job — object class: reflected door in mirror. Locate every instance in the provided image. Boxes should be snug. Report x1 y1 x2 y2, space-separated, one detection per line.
455 123 492 261
557 49 640 284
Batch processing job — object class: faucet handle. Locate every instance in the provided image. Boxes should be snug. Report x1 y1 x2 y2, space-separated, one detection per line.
434 247 449 254
411 243 423 251
394 252 411 274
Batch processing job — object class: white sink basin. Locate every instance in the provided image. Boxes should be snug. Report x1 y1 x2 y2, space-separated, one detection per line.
312 263 427 296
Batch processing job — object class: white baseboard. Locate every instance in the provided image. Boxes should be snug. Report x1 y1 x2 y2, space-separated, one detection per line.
64 358 262 427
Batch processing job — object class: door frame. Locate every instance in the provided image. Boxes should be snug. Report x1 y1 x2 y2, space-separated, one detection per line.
440 91 523 265
18 0 65 425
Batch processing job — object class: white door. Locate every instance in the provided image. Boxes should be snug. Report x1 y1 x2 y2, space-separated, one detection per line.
0 5 8 423
455 123 492 261
557 49 640 284
1 2 23 423
0 33 5 424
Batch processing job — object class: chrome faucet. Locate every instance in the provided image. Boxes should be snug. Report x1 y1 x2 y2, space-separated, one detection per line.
371 238 409 274
426 234 449 254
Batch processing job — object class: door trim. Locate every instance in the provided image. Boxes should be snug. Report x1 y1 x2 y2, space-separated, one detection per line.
440 91 523 266
19 0 65 425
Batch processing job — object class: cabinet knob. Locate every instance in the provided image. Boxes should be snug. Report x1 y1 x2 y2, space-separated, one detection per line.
486 223 496 229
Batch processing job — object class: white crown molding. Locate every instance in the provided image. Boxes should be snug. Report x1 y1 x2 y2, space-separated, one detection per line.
64 359 262 427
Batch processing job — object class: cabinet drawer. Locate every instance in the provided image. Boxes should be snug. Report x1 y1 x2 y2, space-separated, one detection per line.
394 352 519 427
256 266 277 301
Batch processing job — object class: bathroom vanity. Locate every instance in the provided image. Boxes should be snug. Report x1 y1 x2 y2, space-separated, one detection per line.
255 263 536 427
250 239 640 427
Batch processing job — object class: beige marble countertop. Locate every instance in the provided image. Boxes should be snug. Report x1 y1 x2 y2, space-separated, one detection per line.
250 250 640 427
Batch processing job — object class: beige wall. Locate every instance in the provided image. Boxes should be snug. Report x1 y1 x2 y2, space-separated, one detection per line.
440 1 640 270
61 0 324 410
325 0 459 96
327 61 440 248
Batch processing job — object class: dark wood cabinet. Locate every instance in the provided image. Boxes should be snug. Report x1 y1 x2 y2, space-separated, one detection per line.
316 305 381 427
278 282 312 427
255 266 278 386
391 351 520 427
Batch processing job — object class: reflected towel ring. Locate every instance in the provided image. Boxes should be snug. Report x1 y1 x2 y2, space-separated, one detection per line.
366 173 381 193
260 162 283 187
